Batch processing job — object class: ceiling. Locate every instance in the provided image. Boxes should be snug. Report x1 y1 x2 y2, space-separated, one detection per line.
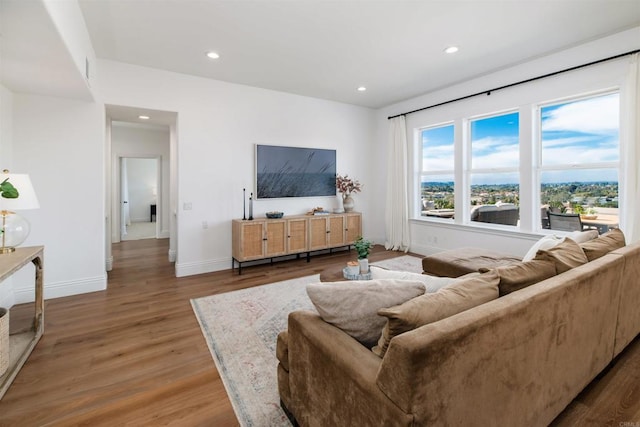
77 0 640 108
1 1 639 111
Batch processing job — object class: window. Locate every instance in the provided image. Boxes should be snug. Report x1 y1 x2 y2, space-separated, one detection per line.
414 90 621 234
539 93 619 231
469 112 520 226
420 124 455 218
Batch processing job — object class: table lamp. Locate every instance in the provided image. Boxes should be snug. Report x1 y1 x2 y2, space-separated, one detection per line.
0 170 40 254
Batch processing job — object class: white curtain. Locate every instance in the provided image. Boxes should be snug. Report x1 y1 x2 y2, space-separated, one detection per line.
621 53 640 244
385 116 410 251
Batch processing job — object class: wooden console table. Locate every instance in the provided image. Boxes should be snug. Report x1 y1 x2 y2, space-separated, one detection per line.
0 246 44 399
232 212 362 274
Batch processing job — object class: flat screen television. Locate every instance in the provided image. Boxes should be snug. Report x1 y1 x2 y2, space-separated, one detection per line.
256 145 336 199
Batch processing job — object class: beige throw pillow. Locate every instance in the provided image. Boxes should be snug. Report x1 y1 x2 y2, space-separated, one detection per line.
533 237 588 274
370 266 459 293
579 228 626 262
481 259 557 296
306 279 426 347
372 272 499 358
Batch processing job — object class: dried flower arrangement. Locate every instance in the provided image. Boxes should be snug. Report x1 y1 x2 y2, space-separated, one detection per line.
335 174 362 196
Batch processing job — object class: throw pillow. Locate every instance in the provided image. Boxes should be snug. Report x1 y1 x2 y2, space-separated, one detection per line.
579 228 626 262
370 266 459 293
306 279 426 347
533 237 588 274
372 271 499 358
568 229 599 244
480 259 557 296
522 235 563 262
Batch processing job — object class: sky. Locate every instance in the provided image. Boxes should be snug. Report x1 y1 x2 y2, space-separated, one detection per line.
422 92 619 185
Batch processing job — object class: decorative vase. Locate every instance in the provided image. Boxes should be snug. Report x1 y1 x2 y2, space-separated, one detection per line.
358 258 369 274
343 194 355 212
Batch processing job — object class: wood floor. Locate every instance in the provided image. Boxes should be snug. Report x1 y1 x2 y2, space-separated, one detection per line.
0 238 638 426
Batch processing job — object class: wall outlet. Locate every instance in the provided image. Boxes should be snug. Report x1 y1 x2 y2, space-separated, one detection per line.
183 202 192 210
202 221 208 229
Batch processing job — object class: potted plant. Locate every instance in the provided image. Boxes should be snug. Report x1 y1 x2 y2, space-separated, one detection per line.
353 236 372 274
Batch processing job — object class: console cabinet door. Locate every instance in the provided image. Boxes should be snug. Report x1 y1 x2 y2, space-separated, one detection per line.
287 218 308 253
233 220 266 261
308 217 329 250
265 220 287 257
345 213 362 244
328 215 345 247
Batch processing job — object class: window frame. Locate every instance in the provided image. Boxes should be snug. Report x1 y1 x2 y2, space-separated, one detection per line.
413 90 621 233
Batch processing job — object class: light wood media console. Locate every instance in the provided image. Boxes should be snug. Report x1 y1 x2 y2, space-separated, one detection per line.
232 212 361 274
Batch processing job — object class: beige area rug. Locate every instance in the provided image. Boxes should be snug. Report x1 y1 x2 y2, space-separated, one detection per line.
190 255 423 427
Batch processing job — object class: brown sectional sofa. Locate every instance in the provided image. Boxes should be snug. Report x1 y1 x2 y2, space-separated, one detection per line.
277 232 640 426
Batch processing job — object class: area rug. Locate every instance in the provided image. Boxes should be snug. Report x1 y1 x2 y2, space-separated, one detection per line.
190 255 422 427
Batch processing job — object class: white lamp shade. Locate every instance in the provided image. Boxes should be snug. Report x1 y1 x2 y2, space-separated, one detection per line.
0 173 40 211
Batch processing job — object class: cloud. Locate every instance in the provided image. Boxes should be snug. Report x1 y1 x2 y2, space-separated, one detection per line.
472 136 518 151
542 145 619 165
542 94 619 134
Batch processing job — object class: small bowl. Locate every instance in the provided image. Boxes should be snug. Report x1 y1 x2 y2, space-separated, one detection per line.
266 211 284 219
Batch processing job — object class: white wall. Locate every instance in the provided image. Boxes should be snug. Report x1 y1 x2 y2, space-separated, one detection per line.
11 93 105 302
42 0 96 95
111 123 170 239
373 27 640 258
0 84 15 307
96 59 376 276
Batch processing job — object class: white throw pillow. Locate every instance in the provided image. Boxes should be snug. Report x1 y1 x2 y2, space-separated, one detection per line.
306 279 425 347
522 235 564 262
568 229 599 244
370 266 459 293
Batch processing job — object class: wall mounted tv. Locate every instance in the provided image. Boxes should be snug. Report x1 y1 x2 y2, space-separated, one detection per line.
256 144 336 199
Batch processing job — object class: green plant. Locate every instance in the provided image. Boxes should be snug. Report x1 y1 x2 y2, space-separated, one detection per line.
354 236 372 260
571 203 585 214
0 178 18 199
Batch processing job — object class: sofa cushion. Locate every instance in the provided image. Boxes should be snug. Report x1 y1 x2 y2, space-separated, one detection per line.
370 266 459 293
579 228 626 262
306 279 426 347
372 271 499 358
533 237 588 274
480 259 557 296
422 247 521 278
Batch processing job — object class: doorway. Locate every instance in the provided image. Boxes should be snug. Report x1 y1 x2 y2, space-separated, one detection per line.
104 105 178 273
120 156 160 241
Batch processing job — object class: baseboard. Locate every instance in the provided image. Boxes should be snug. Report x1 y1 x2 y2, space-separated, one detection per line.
159 230 170 239
408 242 442 257
13 275 107 304
168 249 176 262
106 256 114 271
175 257 229 277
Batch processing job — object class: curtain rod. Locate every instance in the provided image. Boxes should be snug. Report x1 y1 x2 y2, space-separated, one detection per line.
388 48 640 120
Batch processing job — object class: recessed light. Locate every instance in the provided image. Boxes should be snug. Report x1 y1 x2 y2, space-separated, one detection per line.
138 115 150 120
444 46 459 54
206 51 220 59
357 86 367 92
